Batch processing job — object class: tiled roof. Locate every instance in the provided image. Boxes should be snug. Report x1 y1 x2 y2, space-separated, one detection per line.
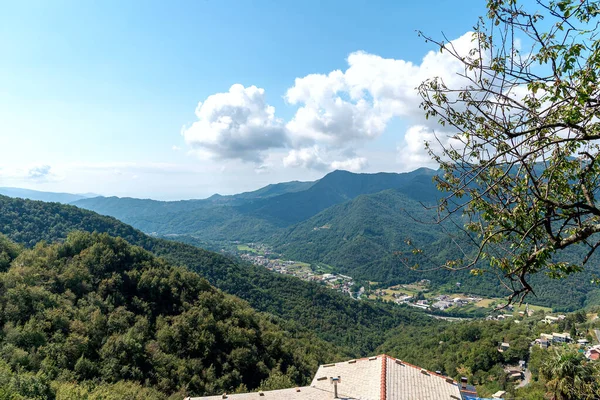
311 356 382 399
190 386 333 400
386 357 462 400
190 355 462 400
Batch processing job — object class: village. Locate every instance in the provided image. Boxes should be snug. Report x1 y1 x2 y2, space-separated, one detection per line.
238 244 356 296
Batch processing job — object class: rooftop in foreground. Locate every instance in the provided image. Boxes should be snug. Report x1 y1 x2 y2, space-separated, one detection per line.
190 354 465 400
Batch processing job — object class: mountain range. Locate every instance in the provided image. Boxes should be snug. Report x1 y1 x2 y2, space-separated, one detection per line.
4 167 600 311
0 186 97 204
0 185 555 398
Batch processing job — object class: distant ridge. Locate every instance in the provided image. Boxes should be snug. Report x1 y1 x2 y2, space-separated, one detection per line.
0 187 96 204
71 168 441 237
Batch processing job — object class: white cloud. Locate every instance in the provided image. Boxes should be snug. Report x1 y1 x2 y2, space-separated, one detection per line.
27 165 52 181
0 164 59 183
283 146 368 172
397 126 443 171
285 32 477 147
172 145 181 151
397 125 467 172
182 84 288 163
283 147 329 170
331 157 368 172
181 32 483 172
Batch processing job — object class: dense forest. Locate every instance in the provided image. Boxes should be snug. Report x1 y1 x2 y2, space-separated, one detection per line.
71 169 439 240
379 310 600 398
0 232 340 399
0 195 428 355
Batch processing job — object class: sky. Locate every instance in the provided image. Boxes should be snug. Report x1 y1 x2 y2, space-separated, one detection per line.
0 0 491 200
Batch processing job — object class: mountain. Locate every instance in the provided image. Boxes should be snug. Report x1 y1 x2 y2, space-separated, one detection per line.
272 188 600 311
66 168 600 310
0 186 95 204
0 231 340 398
71 168 440 239
235 168 441 227
273 189 440 272
0 194 428 354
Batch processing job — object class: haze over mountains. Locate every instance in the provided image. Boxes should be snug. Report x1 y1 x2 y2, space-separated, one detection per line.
0 187 97 204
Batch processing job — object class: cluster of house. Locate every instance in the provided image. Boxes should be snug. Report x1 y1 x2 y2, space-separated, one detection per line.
390 294 483 311
431 295 482 310
241 253 296 271
534 332 572 348
239 253 356 297
320 273 355 295
534 330 600 361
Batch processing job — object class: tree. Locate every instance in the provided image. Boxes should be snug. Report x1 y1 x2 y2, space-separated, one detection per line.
418 0 600 303
539 349 600 399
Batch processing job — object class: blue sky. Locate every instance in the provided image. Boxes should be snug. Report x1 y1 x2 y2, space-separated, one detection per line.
0 0 489 199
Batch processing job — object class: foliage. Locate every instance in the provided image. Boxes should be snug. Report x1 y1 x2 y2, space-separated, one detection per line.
0 195 427 355
539 348 600 399
419 0 600 303
0 232 339 398
378 316 537 394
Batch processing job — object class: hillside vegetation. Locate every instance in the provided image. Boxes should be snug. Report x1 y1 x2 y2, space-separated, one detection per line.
0 232 340 399
34 168 600 310
0 195 427 355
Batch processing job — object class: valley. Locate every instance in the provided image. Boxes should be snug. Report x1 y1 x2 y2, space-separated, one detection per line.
216 239 555 322
67 169 600 313
3 174 600 399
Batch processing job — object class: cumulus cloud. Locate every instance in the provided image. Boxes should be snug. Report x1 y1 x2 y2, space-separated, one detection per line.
182 32 483 172
283 146 368 172
397 125 468 172
331 157 368 172
285 32 477 147
283 147 329 170
182 84 287 163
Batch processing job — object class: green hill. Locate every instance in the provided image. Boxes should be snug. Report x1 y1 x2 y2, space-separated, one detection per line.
70 169 440 239
273 189 600 311
0 195 428 355
0 232 338 399
65 166 600 311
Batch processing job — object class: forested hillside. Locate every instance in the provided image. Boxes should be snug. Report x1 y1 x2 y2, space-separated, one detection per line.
0 232 339 399
0 195 427 355
19 164 600 310
378 310 600 398
272 189 600 311
71 168 440 239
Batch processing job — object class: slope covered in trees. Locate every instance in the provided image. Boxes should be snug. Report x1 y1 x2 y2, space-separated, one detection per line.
378 310 600 398
0 232 339 399
0 195 427 355
71 168 440 239
272 189 600 311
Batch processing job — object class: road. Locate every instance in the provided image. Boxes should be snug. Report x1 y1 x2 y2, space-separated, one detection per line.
516 369 531 388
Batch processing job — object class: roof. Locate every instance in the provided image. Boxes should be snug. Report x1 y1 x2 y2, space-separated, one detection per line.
191 386 331 400
384 356 463 400
189 355 462 400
